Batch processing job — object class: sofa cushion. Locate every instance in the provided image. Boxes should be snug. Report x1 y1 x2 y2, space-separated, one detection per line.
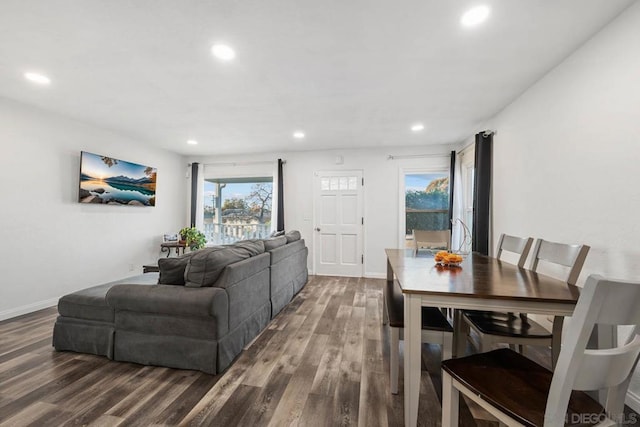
214 252 270 289
58 283 116 323
285 230 301 243
270 239 306 265
157 252 195 285
106 284 228 320
264 236 287 251
184 247 251 288
228 239 265 256
58 273 159 322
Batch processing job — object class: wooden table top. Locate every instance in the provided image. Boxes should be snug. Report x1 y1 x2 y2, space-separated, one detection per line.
385 249 581 304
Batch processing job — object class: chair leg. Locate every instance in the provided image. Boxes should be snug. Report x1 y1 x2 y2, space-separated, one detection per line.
442 371 459 427
390 327 399 394
454 310 468 357
479 334 491 353
442 333 453 361
552 316 564 368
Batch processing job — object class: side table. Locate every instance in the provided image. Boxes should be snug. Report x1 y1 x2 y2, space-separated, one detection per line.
160 242 186 257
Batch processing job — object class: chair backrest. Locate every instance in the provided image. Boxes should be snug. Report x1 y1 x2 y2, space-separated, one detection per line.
530 239 590 285
413 229 451 250
496 233 534 268
545 275 640 426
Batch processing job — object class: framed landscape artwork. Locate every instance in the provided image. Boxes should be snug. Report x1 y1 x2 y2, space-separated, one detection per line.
78 151 157 206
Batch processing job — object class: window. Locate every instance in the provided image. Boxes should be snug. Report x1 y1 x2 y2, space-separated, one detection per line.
203 177 273 244
404 172 450 246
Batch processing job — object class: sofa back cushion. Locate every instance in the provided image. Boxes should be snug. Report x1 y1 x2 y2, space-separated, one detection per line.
228 239 265 256
270 239 307 265
285 230 301 243
264 236 287 251
184 241 266 288
158 252 195 285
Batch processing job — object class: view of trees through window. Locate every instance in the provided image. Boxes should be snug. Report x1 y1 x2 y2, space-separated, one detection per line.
204 178 273 244
405 173 449 237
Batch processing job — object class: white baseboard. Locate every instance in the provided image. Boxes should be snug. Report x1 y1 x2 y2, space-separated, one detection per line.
365 272 386 279
0 297 58 321
627 390 640 414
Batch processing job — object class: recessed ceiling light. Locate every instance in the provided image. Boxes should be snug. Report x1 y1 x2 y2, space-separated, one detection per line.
211 44 236 61
24 72 51 85
293 131 305 139
411 123 425 132
461 5 490 27
187 140 198 145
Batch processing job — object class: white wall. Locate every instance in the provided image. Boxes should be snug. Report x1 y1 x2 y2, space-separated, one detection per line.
469 2 640 411
0 98 186 320
190 143 456 278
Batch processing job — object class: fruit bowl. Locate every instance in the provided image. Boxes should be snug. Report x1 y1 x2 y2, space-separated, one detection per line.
434 251 464 266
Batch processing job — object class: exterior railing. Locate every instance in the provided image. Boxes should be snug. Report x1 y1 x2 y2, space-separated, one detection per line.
203 223 272 245
405 209 449 235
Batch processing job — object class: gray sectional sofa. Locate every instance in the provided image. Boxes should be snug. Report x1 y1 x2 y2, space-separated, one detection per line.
53 231 308 374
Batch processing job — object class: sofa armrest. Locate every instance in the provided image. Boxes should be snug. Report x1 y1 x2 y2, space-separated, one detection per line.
106 284 229 334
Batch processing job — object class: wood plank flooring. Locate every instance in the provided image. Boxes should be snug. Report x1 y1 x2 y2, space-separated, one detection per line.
1 276 637 426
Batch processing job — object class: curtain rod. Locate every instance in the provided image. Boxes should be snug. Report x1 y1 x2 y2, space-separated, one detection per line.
387 153 451 160
196 160 285 167
456 142 475 156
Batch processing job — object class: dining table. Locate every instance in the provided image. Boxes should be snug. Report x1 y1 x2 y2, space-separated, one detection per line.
385 248 587 427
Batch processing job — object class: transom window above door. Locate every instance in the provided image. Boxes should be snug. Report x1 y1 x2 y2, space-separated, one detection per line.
320 176 359 191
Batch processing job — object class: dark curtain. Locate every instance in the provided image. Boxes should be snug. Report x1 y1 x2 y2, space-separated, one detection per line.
448 150 455 231
472 132 492 255
190 162 199 227
277 159 285 231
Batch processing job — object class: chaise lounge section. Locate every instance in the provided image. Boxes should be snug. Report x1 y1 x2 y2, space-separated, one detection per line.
52 231 308 374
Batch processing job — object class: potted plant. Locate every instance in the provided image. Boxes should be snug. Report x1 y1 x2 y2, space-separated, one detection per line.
179 227 206 250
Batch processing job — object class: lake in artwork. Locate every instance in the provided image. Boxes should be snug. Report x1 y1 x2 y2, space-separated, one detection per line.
79 152 157 206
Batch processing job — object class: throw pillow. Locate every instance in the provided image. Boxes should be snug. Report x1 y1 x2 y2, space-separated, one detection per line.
270 230 285 237
284 230 301 243
157 252 195 286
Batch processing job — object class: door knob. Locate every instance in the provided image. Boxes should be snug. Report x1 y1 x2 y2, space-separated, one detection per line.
315 227 321 232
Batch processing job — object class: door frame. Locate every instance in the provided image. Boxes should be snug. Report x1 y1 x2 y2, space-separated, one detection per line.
312 169 365 277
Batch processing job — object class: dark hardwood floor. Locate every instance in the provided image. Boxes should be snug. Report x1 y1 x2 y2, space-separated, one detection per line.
1 276 636 426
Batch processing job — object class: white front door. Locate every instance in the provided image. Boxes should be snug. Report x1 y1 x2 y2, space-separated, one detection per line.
313 170 364 277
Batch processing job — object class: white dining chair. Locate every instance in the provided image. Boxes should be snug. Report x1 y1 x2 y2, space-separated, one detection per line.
462 238 589 365
442 274 640 427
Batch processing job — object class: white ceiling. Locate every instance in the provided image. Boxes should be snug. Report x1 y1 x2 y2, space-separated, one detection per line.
0 0 634 156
